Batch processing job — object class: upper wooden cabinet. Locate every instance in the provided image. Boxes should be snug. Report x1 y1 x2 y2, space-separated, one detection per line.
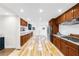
56 4 79 24
73 4 79 18
65 9 74 21
49 20 53 26
20 18 28 26
49 19 59 34
57 14 65 24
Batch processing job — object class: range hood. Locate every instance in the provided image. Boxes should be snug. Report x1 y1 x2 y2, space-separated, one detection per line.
61 18 79 25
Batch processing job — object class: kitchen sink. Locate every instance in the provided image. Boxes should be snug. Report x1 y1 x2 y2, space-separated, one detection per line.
62 36 79 42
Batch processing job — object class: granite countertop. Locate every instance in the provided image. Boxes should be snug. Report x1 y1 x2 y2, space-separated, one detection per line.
53 34 79 46
20 30 33 36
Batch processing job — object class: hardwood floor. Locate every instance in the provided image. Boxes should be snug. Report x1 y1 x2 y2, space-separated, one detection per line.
9 35 63 56
0 48 15 56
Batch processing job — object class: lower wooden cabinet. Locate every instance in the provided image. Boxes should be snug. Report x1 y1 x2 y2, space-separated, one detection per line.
60 39 69 56
53 35 79 56
68 46 78 56
53 36 57 46
56 38 61 50
20 32 33 46
53 36 61 50
67 41 79 56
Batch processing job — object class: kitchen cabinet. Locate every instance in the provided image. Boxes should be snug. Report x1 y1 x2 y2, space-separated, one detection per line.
52 21 59 34
49 19 59 43
67 41 79 56
49 19 59 34
55 4 79 24
56 37 61 50
65 9 74 21
20 32 33 46
57 14 65 24
68 46 78 56
73 4 79 18
53 35 79 56
53 36 61 50
60 39 68 56
49 20 53 26
49 4 79 25
20 18 28 26
57 8 74 24
53 36 57 46
21 35 27 46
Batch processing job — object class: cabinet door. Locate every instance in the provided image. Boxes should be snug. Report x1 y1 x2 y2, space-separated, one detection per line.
74 4 79 18
20 36 24 46
67 41 79 56
61 14 65 23
20 18 27 26
60 40 68 56
68 46 78 56
57 14 65 24
65 9 74 21
21 35 27 46
53 36 61 50
56 38 61 50
53 36 57 46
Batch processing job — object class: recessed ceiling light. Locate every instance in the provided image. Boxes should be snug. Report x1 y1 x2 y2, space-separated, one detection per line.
58 9 62 12
20 8 24 13
39 9 43 13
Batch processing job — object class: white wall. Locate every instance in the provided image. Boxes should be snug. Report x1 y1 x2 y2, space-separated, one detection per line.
33 24 48 38
0 15 20 48
59 24 79 35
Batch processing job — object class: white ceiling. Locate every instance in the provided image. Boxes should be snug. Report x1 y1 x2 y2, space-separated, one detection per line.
0 3 77 26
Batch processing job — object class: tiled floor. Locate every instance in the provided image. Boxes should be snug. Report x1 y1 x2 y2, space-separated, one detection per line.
0 48 15 56
9 35 63 56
